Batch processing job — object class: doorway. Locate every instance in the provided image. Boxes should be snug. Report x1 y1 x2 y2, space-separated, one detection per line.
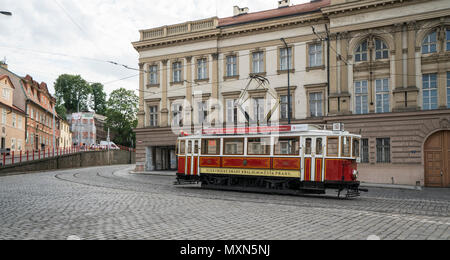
424 131 450 187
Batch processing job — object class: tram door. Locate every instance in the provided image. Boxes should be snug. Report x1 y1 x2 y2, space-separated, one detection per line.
302 137 325 182
186 140 201 176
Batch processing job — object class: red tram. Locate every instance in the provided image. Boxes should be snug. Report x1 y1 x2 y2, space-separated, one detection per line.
176 124 367 198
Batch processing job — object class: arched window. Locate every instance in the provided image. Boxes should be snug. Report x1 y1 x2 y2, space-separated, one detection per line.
422 31 437 54
375 39 389 60
355 41 368 62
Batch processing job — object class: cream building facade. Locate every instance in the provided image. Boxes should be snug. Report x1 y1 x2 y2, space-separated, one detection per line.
59 118 72 149
133 0 450 187
0 75 26 153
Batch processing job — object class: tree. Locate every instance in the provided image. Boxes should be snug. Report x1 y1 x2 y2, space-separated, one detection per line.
54 74 92 113
55 104 67 121
91 83 107 115
105 88 138 147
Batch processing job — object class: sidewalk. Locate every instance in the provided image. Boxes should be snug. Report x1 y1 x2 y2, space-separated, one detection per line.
360 182 423 191
129 170 176 177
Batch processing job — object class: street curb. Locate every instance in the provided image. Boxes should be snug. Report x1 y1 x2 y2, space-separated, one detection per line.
360 182 422 191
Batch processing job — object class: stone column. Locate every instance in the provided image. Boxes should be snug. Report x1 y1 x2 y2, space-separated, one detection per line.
137 63 145 128
161 60 169 127
211 53 219 126
185 56 193 128
407 22 417 88
329 34 339 114
394 24 404 90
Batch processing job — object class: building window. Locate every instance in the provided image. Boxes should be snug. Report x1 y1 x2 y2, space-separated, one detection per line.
423 73 438 110
1 108 5 124
226 55 237 77
226 99 238 124
197 58 207 80
11 138 15 151
376 138 391 163
149 65 158 85
280 47 292 71
172 104 183 127
280 95 292 120
355 41 368 62
253 98 265 123
422 31 437 54
18 116 22 129
2 88 10 99
172 62 182 83
309 43 322 67
375 78 390 113
198 101 208 124
149 106 158 127
360 138 369 163
309 92 323 117
447 72 450 108
17 140 22 151
355 80 369 114
12 113 16 128
252 52 264 74
375 39 389 60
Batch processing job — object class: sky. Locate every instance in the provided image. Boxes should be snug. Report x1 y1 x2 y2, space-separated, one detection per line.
0 0 309 98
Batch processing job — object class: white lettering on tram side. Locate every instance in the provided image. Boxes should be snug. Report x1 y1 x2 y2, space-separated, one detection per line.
224 244 270 257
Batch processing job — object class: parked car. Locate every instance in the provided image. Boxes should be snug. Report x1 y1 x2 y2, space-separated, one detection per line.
99 141 120 150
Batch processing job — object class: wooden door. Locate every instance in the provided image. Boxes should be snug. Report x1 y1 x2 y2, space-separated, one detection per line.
424 131 449 187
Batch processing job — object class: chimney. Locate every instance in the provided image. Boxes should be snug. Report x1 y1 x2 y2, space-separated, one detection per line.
278 0 290 8
0 61 7 70
233 6 249 16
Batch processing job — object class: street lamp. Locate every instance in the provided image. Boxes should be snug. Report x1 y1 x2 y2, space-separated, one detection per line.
280 38 292 125
0 11 12 16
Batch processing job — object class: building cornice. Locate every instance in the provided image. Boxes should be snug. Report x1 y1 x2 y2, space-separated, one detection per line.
322 0 430 17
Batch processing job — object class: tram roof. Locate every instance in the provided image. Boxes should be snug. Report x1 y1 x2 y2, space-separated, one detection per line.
178 124 361 139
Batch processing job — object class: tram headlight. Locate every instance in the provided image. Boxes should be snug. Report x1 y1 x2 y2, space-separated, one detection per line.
352 170 359 180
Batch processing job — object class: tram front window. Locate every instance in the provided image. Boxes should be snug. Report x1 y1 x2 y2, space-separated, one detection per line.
352 138 360 158
224 138 244 155
342 137 351 157
316 138 323 155
327 137 339 157
248 138 271 155
275 137 299 155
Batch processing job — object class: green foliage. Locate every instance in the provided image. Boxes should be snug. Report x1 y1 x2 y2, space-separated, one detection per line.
54 74 92 113
55 104 67 121
105 88 138 147
91 83 107 115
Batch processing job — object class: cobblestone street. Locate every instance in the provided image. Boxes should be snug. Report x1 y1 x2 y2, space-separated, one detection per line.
0 165 448 240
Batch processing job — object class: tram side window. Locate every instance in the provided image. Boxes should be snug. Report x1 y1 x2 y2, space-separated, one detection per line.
202 139 220 155
187 141 192 154
275 137 299 155
316 138 323 155
305 138 312 155
327 137 339 157
179 141 186 155
248 138 271 155
342 137 351 157
352 138 360 158
224 139 244 155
